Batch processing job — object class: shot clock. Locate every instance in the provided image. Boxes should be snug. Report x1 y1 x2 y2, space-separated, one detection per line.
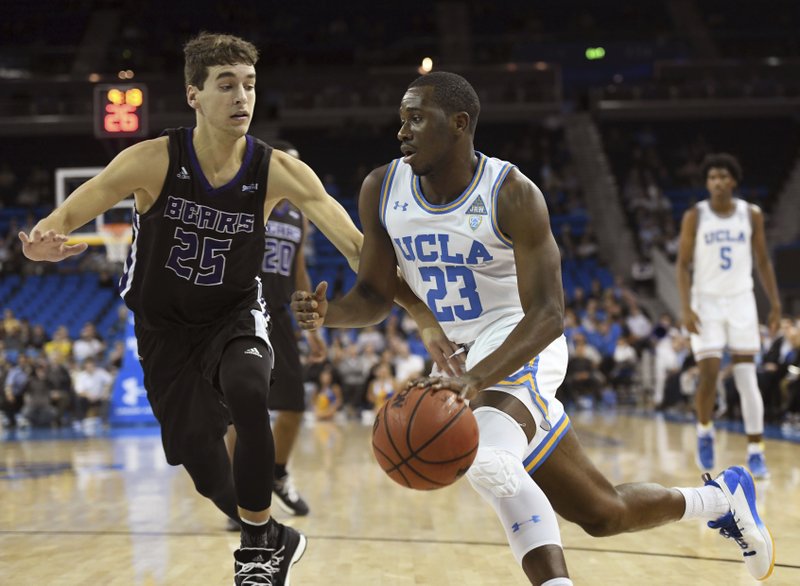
93 84 148 138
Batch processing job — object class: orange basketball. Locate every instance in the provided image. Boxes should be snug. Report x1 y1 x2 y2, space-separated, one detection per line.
371 385 479 490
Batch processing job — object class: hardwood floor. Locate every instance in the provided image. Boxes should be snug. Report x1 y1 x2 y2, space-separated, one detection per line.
2 411 798 585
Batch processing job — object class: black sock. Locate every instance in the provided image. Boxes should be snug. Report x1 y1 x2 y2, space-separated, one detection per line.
274 463 287 480
240 518 270 548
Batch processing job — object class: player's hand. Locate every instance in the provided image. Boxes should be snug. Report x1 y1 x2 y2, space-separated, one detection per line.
408 374 482 402
681 308 701 335
306 329 328 363
767 306 781 336
419 326 465 377
291 281 328 330
19 229 88 262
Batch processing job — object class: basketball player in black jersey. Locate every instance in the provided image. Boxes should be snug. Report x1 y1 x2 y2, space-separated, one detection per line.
19 32 460 586
224 139 324 523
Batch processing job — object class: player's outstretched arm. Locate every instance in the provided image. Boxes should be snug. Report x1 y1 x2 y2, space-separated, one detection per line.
268 151 363 272
19 138 167 262
676 207 701 334
750 204 782 333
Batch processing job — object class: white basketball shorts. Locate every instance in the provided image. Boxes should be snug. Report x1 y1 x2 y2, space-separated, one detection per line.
465 326 569 475
689 289 760 360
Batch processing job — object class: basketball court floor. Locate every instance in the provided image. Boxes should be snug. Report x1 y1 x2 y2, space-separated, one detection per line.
2 411 798 585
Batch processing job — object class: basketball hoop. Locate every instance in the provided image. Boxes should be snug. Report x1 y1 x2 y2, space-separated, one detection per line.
99 222 132 264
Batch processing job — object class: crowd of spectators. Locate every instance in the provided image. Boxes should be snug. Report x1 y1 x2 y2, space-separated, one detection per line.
1 306 127 432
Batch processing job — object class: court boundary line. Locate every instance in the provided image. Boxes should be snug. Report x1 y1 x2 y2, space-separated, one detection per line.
1 529 797 570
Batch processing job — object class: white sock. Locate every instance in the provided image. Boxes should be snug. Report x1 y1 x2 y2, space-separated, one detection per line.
733 362 764 435
696 422 714 437
541 578 573 586
240 517 269 527
675 485 729 521
748 441 765 455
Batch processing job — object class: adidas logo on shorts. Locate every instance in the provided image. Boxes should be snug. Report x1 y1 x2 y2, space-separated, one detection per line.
244 347 263 358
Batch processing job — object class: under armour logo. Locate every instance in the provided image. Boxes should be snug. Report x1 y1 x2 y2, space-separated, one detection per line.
511 515 541 533
394 201 408 211
244 347 263 358
176 166 190 180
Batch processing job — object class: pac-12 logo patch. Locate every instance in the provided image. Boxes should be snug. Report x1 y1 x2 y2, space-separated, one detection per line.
469 215 482 230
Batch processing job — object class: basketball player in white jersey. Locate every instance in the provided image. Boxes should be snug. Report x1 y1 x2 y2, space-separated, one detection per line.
677 153 782 478
293 73 774 584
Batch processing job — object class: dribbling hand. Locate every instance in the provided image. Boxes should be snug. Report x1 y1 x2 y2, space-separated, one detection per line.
18 229 88 262
408 374 482 402
291 281 328 330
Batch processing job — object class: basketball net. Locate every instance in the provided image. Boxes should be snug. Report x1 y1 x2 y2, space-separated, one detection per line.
99 222 132 264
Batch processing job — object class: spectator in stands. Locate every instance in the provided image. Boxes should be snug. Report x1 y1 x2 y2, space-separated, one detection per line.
356 325 385 353
21 362 57 428
781 321 800 430
27 324 49 351
564 332 603 409
366 361 398 412
43 325 72 363
630 253 655 294
653 329 690 410
392 338 425 386
46 352 74 427
334 342 371 415
72 322 105 365
313 364 342 421
759 317 797 423
106 305 130 342
73 357 113 427
2 353 31 428
2 308 23 350
625 304 653 355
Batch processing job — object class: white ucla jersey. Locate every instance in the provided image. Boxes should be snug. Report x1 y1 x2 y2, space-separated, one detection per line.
692 198 753 296
380 152 524 344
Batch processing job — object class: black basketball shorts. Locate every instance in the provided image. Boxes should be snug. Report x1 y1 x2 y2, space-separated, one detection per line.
135 301 273 466
267 308 305 412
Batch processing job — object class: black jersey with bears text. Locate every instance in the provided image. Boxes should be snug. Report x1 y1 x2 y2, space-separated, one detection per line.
261 201 305 309
120 127 271 329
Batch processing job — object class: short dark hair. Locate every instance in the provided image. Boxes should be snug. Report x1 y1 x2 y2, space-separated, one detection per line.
701 153 742 183
408 71 480 133
183 32 259 89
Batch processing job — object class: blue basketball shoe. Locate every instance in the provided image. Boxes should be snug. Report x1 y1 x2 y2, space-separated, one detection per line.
747 451 770 480
704 466 775 581
696 433 714 471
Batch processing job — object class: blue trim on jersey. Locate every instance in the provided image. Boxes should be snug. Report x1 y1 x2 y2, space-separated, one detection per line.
490 163 515 248
410 152 487 214
186 128 255 195
523 413 570 474
379 159 400 228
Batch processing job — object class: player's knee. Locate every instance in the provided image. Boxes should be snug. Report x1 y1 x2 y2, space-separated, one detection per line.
466 447 525 498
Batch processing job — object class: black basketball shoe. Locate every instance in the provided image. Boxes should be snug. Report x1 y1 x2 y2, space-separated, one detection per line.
273 474 310 516
233 521 307 585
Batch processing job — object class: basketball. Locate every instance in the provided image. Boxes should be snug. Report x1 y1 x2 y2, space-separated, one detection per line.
371 385 479 490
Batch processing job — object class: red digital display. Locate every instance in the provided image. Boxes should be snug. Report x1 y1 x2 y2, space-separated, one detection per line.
94 84 148 138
